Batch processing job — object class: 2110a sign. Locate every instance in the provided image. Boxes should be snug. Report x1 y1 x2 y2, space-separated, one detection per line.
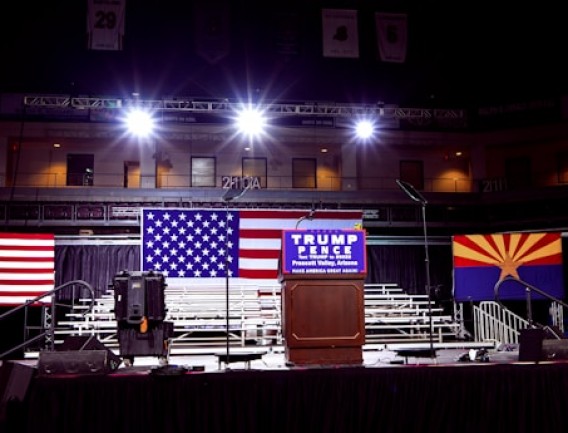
222 176 261 190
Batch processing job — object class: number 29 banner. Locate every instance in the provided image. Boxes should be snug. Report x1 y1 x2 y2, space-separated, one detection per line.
87 0 126 51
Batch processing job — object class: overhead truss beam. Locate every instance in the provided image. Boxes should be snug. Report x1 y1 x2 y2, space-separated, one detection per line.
23 95 464 120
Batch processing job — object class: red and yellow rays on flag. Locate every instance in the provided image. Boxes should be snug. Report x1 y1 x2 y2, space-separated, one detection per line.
452 232 562 281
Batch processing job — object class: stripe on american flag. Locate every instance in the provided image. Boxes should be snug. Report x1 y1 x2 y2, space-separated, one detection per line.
141 208 362 283
0 233 55 306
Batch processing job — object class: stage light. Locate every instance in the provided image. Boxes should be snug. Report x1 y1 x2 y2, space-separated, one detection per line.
123 108 159 187
235 105 267 139
354 119 376 141
124 109 155 138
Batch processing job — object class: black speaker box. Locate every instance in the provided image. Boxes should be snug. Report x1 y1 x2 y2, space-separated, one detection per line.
117 321 173 357
519 328 568 362
59 335 113 353
518 328 545 362
113 271 167 323
0 361 36 428
0 361 36 406
542 340 568 361
38 350 120 375
60 335 122 368
38 336 122 375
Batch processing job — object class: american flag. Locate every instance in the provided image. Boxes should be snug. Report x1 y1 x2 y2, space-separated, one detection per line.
0 233 55 306
141 208 363 284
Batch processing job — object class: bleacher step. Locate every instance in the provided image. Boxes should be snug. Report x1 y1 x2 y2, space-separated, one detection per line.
46 282 466 354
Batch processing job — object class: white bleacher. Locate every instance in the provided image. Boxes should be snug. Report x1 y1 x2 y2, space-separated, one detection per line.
53 282 461 353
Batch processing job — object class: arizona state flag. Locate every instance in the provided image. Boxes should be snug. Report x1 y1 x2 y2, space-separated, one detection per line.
453 232 564 302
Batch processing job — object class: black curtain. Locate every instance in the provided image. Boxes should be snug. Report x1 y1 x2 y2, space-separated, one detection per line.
365 244 454 304
17 364 568 433
53 243 455 302
54 245 140 300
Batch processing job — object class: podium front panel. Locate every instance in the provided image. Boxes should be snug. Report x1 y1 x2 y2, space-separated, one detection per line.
283 280 364 347
281 275 365 365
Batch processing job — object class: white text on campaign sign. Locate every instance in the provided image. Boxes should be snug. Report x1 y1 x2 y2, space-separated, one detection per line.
282 230 366 275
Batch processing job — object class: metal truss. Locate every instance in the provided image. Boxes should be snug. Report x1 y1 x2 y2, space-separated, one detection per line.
23 95 464 120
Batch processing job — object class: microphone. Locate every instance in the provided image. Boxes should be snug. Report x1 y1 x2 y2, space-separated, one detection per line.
395 179 427 205
222 183 251 202
295 208 316 229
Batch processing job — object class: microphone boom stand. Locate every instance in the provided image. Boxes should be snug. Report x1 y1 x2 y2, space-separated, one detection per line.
295 208 315 229
221 185 251 369
396 179 435 358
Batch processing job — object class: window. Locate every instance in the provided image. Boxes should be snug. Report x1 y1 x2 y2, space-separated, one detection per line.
292 158 317 188
242 157 267 188
557 152 568 184
191 157 216 187
399 160 424 190
505 156 531 190
123 161 140 188
67 154 94 186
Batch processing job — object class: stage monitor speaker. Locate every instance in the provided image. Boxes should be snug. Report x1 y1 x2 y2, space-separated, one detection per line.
519 328 568 362
518 328 545 362
38 350 119 376
59 335 122 370
0 361 36 406
1 361 36 429
59 335 113 352
38 336 122 375
542 339 568 361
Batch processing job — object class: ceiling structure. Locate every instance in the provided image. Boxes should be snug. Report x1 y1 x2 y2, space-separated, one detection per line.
22 95 464 121
2 1 566 110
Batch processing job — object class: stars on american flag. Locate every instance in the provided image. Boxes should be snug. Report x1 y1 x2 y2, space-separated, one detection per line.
142 209 239 278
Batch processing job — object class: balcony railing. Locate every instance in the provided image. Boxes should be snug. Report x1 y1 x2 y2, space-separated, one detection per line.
4 172 476 193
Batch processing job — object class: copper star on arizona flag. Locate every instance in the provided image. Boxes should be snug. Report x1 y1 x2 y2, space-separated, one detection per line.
452 232 564 302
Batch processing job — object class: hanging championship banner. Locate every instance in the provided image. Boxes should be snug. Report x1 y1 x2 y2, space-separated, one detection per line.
375 12 408 63
193 0 231 64
322 9 359 58
87 0 126 51
274 10 301 56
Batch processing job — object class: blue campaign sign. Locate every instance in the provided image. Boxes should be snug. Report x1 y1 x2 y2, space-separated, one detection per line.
281 229 367 275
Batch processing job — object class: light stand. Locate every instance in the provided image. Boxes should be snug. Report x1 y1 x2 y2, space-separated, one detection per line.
221 185 250 368
396 179 435 358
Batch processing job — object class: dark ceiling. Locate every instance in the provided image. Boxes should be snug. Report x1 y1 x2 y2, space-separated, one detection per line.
1 1 566 108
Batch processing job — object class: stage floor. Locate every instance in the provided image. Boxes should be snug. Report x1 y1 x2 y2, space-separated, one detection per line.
135 345 519 371
6 343 568 433
7 342 520 374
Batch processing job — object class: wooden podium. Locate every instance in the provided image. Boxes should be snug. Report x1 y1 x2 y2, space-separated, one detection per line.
280 272 366 366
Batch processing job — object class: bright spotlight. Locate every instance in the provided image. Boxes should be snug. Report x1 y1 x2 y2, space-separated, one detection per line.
354 119 376 140
125 109 155 138
235 106 267 138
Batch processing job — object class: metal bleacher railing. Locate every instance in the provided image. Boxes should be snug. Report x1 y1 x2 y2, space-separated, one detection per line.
0 280 95 359
472 276 568 346
50 282 463 356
